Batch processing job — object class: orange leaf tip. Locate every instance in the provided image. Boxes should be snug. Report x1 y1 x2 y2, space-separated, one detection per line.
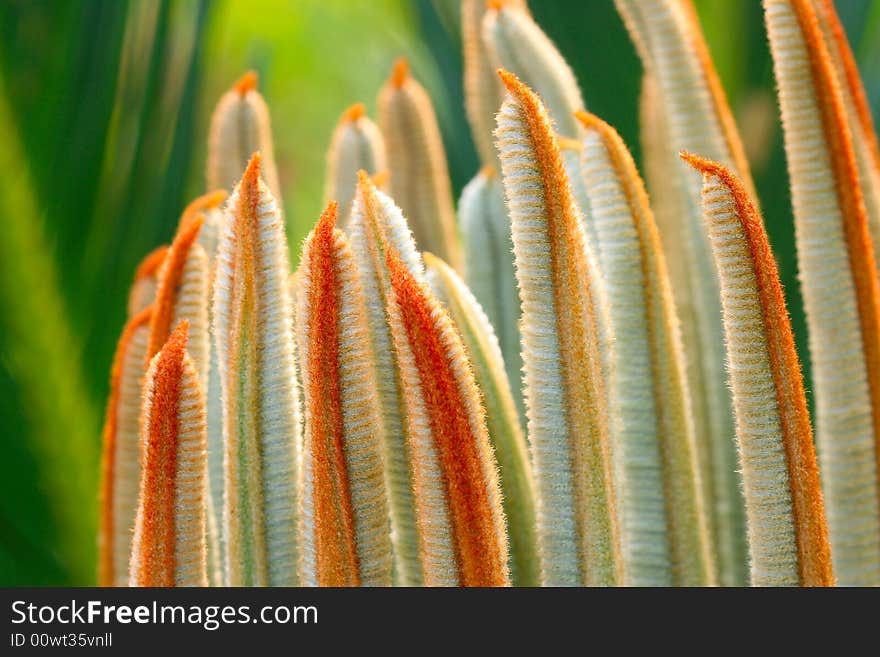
390 58 410 88
147 213 205 362
242 152 263 189
342 102 367 123
233 71 259 96
135 246 169 282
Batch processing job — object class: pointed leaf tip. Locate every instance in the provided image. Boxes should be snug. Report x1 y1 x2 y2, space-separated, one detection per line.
233 71 259 96
135 246 169 282
342 102 367 123
390 58 409 88
147 216 204 362
497 68 520 91
242 152 263 186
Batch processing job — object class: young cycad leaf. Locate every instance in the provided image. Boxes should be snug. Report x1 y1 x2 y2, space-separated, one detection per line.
424 252 537 586
684 152 834 587
458 166 523 419
347 171 425 585
385 249 510 587
483 1 584 139
192 192 230 266
130 322 208 587
295 203 392 587
98 307 153 587
812 0 880 286
145 197 224 584
764 0 880 585
576 112 714 586
616 0 755 585
377 59 462 270
127 246 167 317
207 71 281 199
462 0 528 165
496 70 621 586
147 191 226 376
324 103 388 228
213 154 302 586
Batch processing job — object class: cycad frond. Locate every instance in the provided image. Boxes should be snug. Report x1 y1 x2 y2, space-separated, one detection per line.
424 251 537 586
458 166 523 418
347 171 425 585
213 154 301 586
385 249 510 587
324 103 388 227
616 0 756 585
207 71 281 199
129 322 208 587
483 1 583 139
685 151 834 587
377 59 461 270
576 112 714 586
98 307 153 587
812 0 880 274
496 70 621 586
295 203 392 586
764 0 880 585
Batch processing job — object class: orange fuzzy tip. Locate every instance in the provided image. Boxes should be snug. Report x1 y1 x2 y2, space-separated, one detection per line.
316 201 339 235
146 213 205 362
135 246 169 282
241 153 263 189
342 102 367 123
179 189 228 230
574 110 602 131
389 58 410 88
486 0 508 10
497 68 523 93
233 71 258 96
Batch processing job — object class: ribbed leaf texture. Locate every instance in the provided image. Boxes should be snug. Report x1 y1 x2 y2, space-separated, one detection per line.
324 103 387 228
207 71 281 199
347 171 425 585
458 166 524 419
462 0 528 165
812 0 880 279
378 59 461 270
576 112 714 586
295 203 392 587
496 70 621 586
147 192 224 584
98 307 153 587
616 0 755 585
424 252 537 586
685 152 834 587
483 1 583 139
127 246 167 317
764 0 880 585
385 249 510 587
213 154 301 586
130 323 208 587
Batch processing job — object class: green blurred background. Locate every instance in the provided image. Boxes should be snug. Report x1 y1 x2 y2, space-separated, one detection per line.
0 0 877 585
